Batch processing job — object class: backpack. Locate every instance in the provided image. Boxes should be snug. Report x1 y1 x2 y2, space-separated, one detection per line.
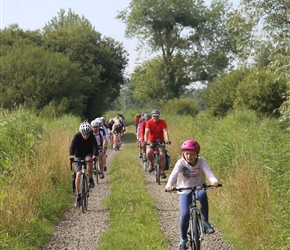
165 150 170 170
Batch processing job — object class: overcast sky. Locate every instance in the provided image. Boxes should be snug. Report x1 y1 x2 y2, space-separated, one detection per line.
0 0 239 75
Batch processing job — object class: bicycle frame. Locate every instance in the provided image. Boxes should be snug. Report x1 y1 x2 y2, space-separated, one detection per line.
147 140 164 185
70 159 94 213
114 133 121 151
170 184 222 250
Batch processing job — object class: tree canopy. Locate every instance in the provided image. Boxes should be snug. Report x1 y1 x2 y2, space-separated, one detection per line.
0 9 128 120
117 0 236 103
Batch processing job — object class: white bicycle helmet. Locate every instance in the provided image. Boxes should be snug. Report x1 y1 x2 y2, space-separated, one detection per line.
90 119 100 127
79 122 91 135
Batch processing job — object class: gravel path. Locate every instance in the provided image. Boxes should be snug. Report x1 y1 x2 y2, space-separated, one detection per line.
42 141 234 250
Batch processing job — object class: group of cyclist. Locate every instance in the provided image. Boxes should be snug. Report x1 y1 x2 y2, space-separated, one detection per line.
70 109 219 250
69 114 126 207
135 109 219 250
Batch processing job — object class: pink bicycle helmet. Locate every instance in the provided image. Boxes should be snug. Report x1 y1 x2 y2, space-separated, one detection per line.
181 140 200 153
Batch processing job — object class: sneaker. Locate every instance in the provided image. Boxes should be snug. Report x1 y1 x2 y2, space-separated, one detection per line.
104 165 107 172
178 239 187 250
204 223 215 234
161 172 167 179
89 178 95 188
75 195 81 207
99 172 105 179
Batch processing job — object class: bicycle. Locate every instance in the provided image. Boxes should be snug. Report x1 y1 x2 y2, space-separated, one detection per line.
93 157 100 185
70 159 94 213
168 183 222 250
114 133 121 151
147 140 168 185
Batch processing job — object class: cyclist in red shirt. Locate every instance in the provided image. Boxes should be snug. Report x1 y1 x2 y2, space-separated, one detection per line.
144 109 171 178
139 113 151 161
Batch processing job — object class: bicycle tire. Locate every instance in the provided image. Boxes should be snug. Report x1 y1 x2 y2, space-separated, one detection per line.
156 163 160 185
84 175 89 211
93 162 99 185
80 174 88 213
193 210 201 250
143 160 148 172
189 215 195 250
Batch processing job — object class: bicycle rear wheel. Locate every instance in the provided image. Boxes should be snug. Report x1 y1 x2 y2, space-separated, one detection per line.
80 174 88 213
143 160 148 172
93 162 99 185
155 163 160 185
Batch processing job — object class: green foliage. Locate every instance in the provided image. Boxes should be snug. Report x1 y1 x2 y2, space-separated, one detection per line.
0 109 79 249
0 43 85 115
234 68 287 117
118 0 236 101
0 9 128 120
0 109 42 183
162 98 200 117
201 68 247 117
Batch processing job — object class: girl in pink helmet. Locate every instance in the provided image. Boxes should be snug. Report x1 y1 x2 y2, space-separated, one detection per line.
165 140 219 250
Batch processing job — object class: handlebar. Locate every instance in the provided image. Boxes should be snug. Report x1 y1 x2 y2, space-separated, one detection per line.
70 158 97 170
165 183 222 192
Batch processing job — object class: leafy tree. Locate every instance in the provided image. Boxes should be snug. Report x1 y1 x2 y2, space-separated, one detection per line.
118 0 236 102
43 9 128 119
201 68 247 117
231 0 290 124
234 68 287 117
0 43 84 115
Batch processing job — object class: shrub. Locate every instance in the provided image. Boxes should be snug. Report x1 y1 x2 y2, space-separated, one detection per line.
162 98 200 117
234 68 288 117
202 69 247 117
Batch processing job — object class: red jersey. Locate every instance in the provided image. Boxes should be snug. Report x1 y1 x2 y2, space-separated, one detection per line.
145 119 167 142
135 114 141 125
139 121 146 141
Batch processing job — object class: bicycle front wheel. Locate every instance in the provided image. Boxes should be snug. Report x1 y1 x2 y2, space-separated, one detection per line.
193 210 201 250
80 174 88 213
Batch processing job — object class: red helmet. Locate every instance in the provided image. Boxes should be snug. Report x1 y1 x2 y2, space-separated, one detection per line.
181 140 200 153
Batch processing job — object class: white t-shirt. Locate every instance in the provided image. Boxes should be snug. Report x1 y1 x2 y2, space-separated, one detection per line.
166 157 218 194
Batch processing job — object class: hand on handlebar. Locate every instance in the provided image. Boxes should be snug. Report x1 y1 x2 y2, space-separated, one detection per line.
165 186 174 192
167 140 171 145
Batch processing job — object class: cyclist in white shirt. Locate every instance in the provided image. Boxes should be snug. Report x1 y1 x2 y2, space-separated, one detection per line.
91 119 107 179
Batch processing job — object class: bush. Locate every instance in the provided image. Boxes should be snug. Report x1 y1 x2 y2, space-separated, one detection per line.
162 98 200 117
234 68 288 117
201 69 247 117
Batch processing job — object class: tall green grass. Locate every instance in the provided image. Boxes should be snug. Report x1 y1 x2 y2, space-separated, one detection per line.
0 110 80 249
